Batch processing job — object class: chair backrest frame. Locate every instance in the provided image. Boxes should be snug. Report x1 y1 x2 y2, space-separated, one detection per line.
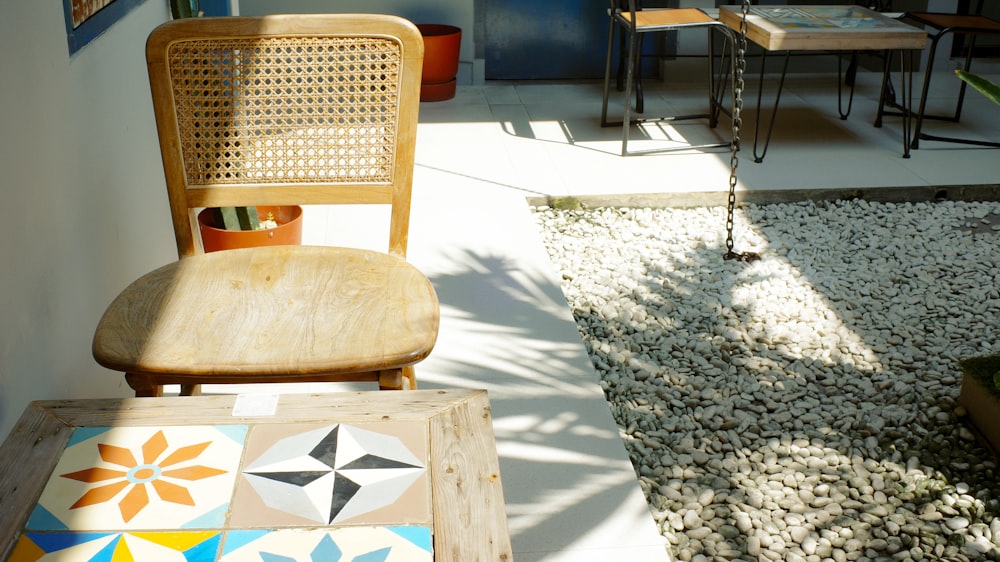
145 14 424 258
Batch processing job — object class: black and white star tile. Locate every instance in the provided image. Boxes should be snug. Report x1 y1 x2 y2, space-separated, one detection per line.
234 423 429 527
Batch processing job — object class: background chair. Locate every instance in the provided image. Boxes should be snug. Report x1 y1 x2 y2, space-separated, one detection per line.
600 0 735 156
902 0 1000 148
92 14 439 396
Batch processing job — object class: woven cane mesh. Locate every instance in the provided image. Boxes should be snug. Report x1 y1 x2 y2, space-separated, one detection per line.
167 36 403 186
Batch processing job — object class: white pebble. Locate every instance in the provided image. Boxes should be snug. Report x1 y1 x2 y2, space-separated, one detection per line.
535 200 1000 562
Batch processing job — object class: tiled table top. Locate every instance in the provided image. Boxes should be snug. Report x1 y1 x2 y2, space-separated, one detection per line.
0 390 511 562
718 5 927 51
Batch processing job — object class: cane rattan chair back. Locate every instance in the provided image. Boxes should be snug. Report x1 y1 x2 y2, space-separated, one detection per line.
147 14 423 258
93 14 438 396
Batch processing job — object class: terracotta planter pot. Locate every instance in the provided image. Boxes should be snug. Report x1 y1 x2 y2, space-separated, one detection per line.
197 205 303 253
959 371 1000 455
417 24 461 102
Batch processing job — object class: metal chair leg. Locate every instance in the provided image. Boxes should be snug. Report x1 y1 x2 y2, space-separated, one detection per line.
634 35 645 114
617 24 627 91
909 33 940 149
909 28 999 149
621 24 641 155
601 10 617 127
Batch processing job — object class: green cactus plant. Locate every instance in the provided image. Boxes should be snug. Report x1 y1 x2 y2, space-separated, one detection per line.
211 206 261 232
170 0 191 18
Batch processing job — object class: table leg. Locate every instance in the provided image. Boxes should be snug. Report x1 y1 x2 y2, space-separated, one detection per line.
837 51 859 120
876 48 924 158
752 50 791 163
899 49 913 159
874 52 892 129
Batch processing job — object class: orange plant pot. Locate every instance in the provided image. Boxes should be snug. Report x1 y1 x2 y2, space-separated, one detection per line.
197 205 303 253
417 24 461 102
959 372 1000 454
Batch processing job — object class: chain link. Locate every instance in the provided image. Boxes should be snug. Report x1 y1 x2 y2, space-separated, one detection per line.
723 0 760 263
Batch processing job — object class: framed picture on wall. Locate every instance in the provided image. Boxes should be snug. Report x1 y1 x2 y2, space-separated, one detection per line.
63 0 150 54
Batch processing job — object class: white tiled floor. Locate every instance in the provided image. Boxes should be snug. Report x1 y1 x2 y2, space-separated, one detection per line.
209 67 999 562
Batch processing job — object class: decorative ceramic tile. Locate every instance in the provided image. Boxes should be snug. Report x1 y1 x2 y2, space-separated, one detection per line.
9 422 434 562
748 5 902 29
220 527 432 561
28 426 247 531
231 422 430 528
8 527 432 562
8 531 222 562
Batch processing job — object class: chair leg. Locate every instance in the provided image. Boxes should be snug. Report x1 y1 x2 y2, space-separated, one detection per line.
633 34 645 115
602 20 644 134
953 34 979 123
706 27 721 128
378 369 405 390
125 373 163 397
403 365 417 390
606 20 735 156
180 384 202 396
875 50 893 128
601 14 618 127
621 28 641 155
718 29 737 144
909 32 941 149
617 23 627 92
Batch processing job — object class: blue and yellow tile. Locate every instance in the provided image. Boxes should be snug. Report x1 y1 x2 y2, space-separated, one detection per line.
9 531 221 562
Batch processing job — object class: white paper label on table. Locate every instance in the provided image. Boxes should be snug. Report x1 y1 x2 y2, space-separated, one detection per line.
232 393 279 417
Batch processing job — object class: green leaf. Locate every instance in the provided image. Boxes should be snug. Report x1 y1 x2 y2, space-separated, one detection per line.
212 207 240 231
169 0 192 18
955 70 1000 107
235 206 260 231
212 207 260 231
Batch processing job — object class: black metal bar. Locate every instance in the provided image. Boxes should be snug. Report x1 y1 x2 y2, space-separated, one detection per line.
837 52 858 120
752 50 791 163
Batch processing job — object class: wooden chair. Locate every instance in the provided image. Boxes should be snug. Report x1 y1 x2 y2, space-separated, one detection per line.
600 0 735 156
92 14 439 397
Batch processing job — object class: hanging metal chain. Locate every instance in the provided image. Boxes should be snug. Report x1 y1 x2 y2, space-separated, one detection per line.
723 0 760 263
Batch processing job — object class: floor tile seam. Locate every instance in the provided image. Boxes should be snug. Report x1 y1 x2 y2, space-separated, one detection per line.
524 184 1000 209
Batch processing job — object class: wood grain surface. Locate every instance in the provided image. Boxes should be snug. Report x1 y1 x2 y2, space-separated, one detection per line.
93 245 439 382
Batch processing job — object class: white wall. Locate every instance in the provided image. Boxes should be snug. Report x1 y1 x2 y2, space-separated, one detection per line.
0 0 176 439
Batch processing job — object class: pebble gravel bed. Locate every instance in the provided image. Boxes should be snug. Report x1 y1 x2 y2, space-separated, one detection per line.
534 199 1000 562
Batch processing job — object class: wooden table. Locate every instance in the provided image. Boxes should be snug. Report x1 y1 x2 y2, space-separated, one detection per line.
718 5 927 161
0 390 512 562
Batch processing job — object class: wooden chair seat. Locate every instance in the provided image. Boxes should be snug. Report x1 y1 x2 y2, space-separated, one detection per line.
623 7 718 29
906 12 1000 33
94 246 439 396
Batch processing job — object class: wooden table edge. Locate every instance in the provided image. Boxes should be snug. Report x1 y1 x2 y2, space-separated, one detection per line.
717 6 927 51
